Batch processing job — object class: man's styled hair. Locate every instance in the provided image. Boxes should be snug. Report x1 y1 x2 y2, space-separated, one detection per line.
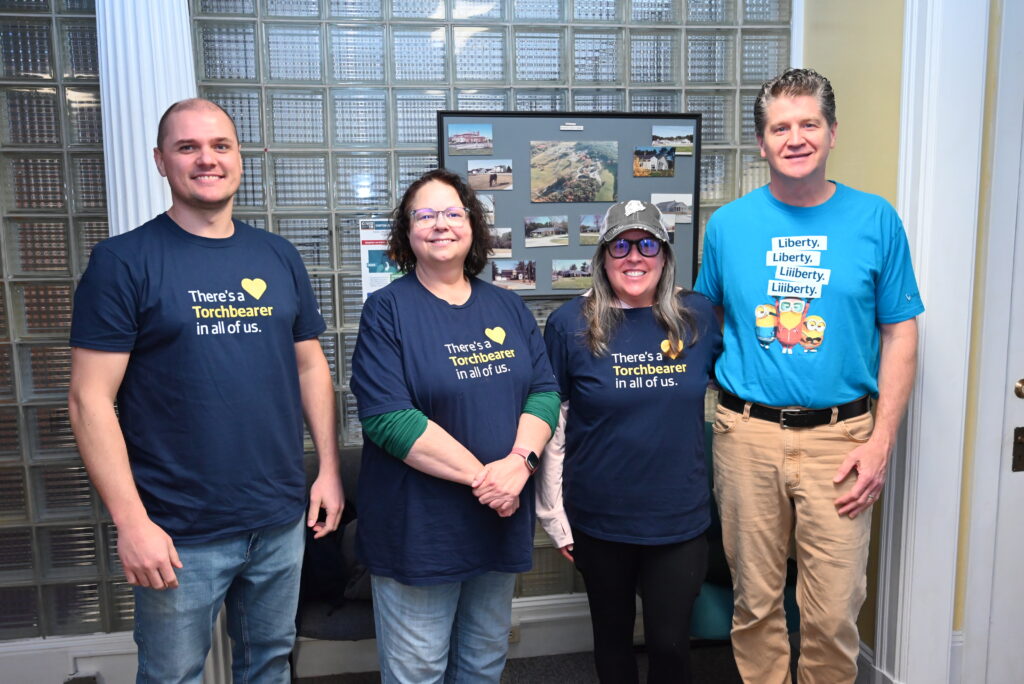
753 68 837 139
156 98 238 150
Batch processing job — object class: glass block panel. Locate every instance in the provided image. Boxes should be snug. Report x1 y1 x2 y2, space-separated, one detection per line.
265 0 319 17
700 149 736 203
514 88 566 111
740 90 758 143
741 31 789 85
308 274 335 328
32 463 92 519
340 274 362 327
334 154 391 209
0 87 59 145
518 546 574 596
39 525 97 579
1 155 65 210
100 522 121 575
268 89 324 145
0 586 39 639
43 582 101 635
391 0 444 20
513 29 563 83
744 0 790 23
687 30 736 85
397 153 437 196
65 86 101 145
0 528 33 581
61 0 95 10
453 27 506 83
74 217 107 272
19 344 72 399
319 332 338 380
329 25 385 83
26 406 76 459
59 19 98 79
5 219 70 274
199 22 258 81
335 216 361 273
572 88 624 112
70 154 106 212
0 352 14 402
573 0 618 22
328 0 382 19
572 30 620 84
236 154 265 207
513 0 561 21
265 23 322 81
629 90 679 113
271 155 328 208
108 579 133 631
687 0 735 24
687 90 736 145
393 89 447 145
199 0 255 13
0 0 50 10
341 390 362 446
276 216 332 270
740 148 770 194
14 283 74 336
629 30 679 85
340 331 358 386
392 26 447 83
453 0 502 21
455 89 507 111
0 467 28 521
0 407 17 461
238 215 267 231
332 88 388 146
0 19 53 79
631 0 677 22
202 87 262 144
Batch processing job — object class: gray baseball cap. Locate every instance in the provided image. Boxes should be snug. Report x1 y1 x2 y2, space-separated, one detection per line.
599 200 670 243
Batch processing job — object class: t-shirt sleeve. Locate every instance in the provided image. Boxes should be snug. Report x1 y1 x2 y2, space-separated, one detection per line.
876 213 925 324
285 246 327 341
543 312 571 402
69 244 139 352
693 216 722 305
350 293 416 419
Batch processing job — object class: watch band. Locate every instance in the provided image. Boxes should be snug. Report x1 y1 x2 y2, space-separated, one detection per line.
510 446 539 474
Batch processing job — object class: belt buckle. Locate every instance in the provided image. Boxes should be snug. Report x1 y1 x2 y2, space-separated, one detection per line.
779 408 806 429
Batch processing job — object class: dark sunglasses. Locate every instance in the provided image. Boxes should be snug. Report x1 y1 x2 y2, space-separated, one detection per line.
606 236 662 259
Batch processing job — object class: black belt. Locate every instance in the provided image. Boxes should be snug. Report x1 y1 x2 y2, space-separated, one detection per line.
718 390 870 429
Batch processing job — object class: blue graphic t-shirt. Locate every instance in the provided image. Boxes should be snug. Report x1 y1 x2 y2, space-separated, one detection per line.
543 293 722 544
350 273 558 585
70 213 326 544
695 183 924 408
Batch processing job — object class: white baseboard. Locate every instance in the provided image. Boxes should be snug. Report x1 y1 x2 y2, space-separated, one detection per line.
949 630 964 683
0 632 137 684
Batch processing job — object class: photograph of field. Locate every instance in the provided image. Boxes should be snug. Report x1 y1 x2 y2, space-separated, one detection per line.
468 160 513 190
448 123 493 155
633 146 676 177
491 259 536 290
529 140 618 203
652 124 695 156
489 226 512 257
579 214 602 245
524 215 569 248
552 259 592 290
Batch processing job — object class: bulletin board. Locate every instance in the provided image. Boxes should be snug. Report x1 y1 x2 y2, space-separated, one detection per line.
437 111 701 297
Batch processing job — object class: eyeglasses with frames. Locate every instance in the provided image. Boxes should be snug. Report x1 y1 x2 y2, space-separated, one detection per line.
606 236 663 259
410 206 470 228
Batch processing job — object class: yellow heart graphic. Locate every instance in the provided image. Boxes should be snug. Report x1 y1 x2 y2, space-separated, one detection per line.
241 278 267 300
485 327 506 345
661 338 683 359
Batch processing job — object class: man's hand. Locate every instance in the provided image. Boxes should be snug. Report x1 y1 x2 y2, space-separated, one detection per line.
471 455 531 507
833 438 889 518
307 471 344 539
117 518 182 590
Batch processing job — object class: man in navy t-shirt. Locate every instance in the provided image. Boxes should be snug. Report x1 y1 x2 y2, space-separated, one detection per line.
68 99 343 683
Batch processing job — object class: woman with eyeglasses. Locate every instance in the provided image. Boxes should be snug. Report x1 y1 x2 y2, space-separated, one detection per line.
350 168 560 683
537 200 722 684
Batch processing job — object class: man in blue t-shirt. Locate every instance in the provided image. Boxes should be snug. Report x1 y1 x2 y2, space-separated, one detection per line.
694 69 923 683
68 99 343 683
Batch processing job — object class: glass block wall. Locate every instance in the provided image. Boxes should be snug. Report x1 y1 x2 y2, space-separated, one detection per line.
0 0 789 639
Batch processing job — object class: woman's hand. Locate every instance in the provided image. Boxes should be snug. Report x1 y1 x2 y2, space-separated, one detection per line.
471 454 531 505
558 544 574 562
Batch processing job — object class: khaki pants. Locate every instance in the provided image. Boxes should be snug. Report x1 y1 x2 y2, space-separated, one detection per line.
711 402 874 684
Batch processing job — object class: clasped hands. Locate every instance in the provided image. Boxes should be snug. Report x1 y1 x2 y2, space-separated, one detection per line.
471 454 531 518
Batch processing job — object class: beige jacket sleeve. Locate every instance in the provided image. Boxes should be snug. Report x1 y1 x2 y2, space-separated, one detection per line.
535 401 573 548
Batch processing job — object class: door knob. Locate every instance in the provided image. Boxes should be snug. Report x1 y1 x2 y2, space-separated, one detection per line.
1016 379 1024 399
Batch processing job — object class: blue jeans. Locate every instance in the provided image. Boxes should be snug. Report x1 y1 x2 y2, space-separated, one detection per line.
132 517 305 684
371 572 516 684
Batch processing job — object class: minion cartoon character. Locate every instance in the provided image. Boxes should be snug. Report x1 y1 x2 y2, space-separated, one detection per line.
800 315 826 352
775 297 808 354
754 303 778 349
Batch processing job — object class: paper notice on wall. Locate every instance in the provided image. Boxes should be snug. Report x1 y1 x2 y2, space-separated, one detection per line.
359 218 402 301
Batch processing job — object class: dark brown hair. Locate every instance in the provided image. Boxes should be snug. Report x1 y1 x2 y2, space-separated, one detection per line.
754 68 837 139
387 168 492 277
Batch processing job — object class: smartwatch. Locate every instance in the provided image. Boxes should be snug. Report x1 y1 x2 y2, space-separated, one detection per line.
510 446 540 474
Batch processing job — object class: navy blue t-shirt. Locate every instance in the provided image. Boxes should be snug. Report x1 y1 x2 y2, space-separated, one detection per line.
543 293 722 544
350 274 558 585
70 213 326 544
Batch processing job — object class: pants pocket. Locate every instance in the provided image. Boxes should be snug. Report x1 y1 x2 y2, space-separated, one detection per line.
711 403 741 435
839 410 874 443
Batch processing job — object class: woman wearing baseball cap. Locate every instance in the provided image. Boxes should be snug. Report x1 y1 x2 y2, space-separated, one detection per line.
537 199 722 683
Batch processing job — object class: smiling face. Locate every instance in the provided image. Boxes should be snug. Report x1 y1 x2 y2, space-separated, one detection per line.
602 228 665 308
153 106 242 213
407 180 473 270
757 94 837 185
